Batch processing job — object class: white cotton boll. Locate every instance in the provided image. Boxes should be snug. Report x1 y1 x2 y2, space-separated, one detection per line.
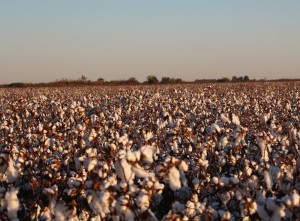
136 191 150 212
99 191 111 215
264 170 272 190
54 203 67 221
154 181 164 191
42 188 55 195
85 159 98 172
218 210 231 220
270 166 281 181
126 150 139 162
140 146 153 164
115 158 134 183
220 136 228 148
198 159 209 169
87 195 106 218
220 113 231 124
185 201 195 216
126 151 136 162
220 177 229 186
282 195 292 207
5 188 19 221
258 138 268 161
124 208 135 221
210 123 221 134
169 166 181 191
232 113 240 125
178 161 188 171
292 192 300 206
76 124 83 131
211 177 219 185
144 131 153 141
131 164 149 178
6 158 19 183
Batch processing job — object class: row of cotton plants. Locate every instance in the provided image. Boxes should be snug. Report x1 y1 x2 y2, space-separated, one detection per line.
0 82 300 220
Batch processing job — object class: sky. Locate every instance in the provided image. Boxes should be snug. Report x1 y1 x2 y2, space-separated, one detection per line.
0 1 300 84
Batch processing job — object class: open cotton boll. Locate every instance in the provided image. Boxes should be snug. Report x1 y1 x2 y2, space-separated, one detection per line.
5 188 19 221
54 202 67 221
232 113 240 125
87 194 106 218
220 113 231 124
178 161 188 171
264 170 272 190
210 123 221 134
115 158 135 183
126 150 141 163
131 164 149 178
140 146 154 164
144 131 153 141
169 166 181 191
291 192 300 206
136 190 150 212
6 157 19 183
84 158 98 172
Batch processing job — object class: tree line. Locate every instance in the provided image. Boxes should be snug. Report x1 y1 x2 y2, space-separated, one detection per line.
1 74 273 88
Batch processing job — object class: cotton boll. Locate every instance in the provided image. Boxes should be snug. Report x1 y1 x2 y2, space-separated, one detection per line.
140 146 154 164
54 202 67 221
210 123 221 134
131 164 149 178
86 159 98 172
169 166 181 191
124 208 135 221
5 188 19 221
220 113 231 124
115 158 134 184
136 190 150 212
291 192 300 206
211 177 219 185
178 161 188 171
6 157 19 183
126 151 137 162
220 136 228 148
264 170 272 190
220 176 229 186
232 113 240 125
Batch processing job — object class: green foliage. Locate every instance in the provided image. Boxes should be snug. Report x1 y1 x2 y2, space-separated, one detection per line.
146 75 159 84
161 77 183 84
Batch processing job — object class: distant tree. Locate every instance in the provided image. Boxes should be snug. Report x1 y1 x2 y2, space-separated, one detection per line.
146 75 159 84
174 78 183 83
97 77 105 83
161 77 183 84
243 75 250 81
161 77 171 84
218 77 230 82
79 75 88 82
126 77 139 84
232 76 238 82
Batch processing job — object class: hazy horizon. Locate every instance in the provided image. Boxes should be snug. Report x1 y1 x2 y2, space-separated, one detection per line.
1 1 299 84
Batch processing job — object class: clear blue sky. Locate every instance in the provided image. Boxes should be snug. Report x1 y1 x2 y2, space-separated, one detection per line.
1 1 299 83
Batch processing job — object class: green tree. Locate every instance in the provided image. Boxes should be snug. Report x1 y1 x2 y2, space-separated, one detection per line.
146 75 159 84
97 77 105 83
243 75 250 81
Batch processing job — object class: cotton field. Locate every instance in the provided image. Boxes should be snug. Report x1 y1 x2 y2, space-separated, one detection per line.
1 82 300 220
